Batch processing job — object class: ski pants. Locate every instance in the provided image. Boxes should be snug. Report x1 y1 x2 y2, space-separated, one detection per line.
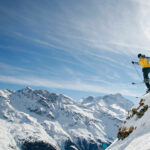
142 67 150 89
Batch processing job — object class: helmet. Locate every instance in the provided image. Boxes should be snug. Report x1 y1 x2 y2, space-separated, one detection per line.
137 53 142 58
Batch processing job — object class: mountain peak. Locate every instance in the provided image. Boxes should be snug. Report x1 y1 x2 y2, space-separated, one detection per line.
103 93 122 99
24 86 33 91
17 86 33 94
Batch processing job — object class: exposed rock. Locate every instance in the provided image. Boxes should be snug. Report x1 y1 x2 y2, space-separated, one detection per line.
21 141 57 150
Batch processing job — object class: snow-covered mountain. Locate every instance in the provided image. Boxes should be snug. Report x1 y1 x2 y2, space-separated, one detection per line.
107 93 150 150
0 87 133 150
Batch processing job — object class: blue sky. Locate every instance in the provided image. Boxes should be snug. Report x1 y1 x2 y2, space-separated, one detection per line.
0 0 150 102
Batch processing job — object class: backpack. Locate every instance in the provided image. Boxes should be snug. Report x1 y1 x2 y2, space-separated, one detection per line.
145 57 150 64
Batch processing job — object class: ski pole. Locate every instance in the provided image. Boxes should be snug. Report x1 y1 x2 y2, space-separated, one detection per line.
132 64 143 80
132 79 150 85
131 81 144 85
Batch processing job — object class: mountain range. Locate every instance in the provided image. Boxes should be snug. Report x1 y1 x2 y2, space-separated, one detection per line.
0 87 133 150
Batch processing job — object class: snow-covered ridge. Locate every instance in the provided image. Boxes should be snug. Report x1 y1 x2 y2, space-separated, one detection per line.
107 93 150 150
0 87 133 150
80 94 133 119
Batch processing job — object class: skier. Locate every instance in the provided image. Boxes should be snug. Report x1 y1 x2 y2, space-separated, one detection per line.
132 53 150 93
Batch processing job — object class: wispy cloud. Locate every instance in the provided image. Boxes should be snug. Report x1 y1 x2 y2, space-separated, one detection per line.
14 32 66 50
0 0 149 99
0 62 28 74
3 0 150 59
1 0 150 56
0 75 142 97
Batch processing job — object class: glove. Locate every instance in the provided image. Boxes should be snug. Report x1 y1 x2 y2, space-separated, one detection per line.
131 61 134 64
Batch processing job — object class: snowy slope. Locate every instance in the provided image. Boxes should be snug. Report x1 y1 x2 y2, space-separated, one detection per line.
80 94 133 119
0 89 58 150
79 94 133 142
107 93 150 150
0 87 133 150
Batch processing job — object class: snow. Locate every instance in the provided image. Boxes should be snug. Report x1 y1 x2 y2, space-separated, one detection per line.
0 87 133 150
0 89 13 98
124 133 150 150
0 119 19 150
107 93 150 150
